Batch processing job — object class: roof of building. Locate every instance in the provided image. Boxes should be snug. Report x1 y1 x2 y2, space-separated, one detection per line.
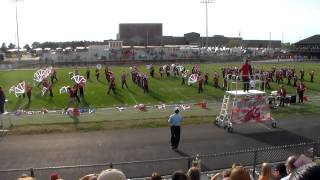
242 40 281 48
295 35 320 45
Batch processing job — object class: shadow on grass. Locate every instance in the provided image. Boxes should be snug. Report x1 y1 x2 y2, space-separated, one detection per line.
98 79 107 85
148 90 165 102
80 97 90 107
108 91 125 104
23 101 31 110
127 88 138 95
13 98 23 110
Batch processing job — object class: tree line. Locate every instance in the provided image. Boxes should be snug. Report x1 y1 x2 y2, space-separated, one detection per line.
0 40 107 53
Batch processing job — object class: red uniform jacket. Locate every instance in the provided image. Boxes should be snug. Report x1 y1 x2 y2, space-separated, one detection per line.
240 63 250 78
297 84 305 94
198 78 203 87
278 88 286 97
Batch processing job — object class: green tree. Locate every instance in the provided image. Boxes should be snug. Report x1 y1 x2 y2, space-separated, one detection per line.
8 43 16 49
227 39 237 48
23 44 31 51
1 42 7 52
32 41 41 49
281 42 293 49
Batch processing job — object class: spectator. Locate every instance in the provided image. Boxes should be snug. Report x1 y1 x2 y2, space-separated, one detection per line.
281 155 298 180
231 163 242 169
229 166 251 180
17 174 36 180
290 163 320 180
80 174 98 180
97 169 126 180
50 173 62 180
172 171 188 180
272 163 287 180
151 172 162 180
222 169 231 180
258 163 272 180
211 169 231 180
187 167 200 180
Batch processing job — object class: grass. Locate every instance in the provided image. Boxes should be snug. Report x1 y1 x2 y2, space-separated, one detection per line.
1 64 225 111
2 104 218 135
1 61 320 135
1 62 320 111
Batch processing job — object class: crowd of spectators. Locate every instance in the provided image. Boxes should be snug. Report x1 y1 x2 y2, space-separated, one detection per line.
15 154 319 180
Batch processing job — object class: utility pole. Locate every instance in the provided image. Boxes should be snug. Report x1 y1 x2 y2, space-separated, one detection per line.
269 32 272 49
13 0 23 60
200 0 214 49
146 31 149 47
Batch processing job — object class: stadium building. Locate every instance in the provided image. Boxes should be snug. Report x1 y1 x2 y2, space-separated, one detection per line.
293 34 320 59
118 23 281 48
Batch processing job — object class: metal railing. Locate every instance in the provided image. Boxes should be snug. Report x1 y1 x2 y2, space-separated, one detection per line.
0 141 319 180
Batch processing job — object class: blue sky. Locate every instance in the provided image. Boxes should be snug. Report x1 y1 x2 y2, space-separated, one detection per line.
0 0 319 46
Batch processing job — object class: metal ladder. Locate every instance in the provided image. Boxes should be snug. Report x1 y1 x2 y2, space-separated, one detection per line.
216 95 230 126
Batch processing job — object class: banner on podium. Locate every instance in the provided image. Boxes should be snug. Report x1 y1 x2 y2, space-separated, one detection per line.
231 95 271 124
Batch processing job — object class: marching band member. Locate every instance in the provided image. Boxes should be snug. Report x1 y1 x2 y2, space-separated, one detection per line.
204 73 209 85
309 70 314 82
86 67 90 80
95 67 100 81
198 75 203 93
297 81 306 104
26 84 33 103
121 71 128 89
278 85 287 107
107 76 116 95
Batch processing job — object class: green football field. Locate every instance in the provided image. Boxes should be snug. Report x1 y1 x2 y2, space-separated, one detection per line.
1 62 320 111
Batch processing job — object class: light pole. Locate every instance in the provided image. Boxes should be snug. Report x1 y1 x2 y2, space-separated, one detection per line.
13 0 22 60
200 0 214 49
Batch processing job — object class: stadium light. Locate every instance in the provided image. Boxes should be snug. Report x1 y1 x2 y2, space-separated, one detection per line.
11 0 23 60
200 0 214 49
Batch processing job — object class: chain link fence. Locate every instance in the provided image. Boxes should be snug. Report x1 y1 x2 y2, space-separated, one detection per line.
0 141 319 180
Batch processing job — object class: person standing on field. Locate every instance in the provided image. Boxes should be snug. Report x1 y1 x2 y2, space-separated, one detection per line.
0 86 5 114
168 107 183 150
